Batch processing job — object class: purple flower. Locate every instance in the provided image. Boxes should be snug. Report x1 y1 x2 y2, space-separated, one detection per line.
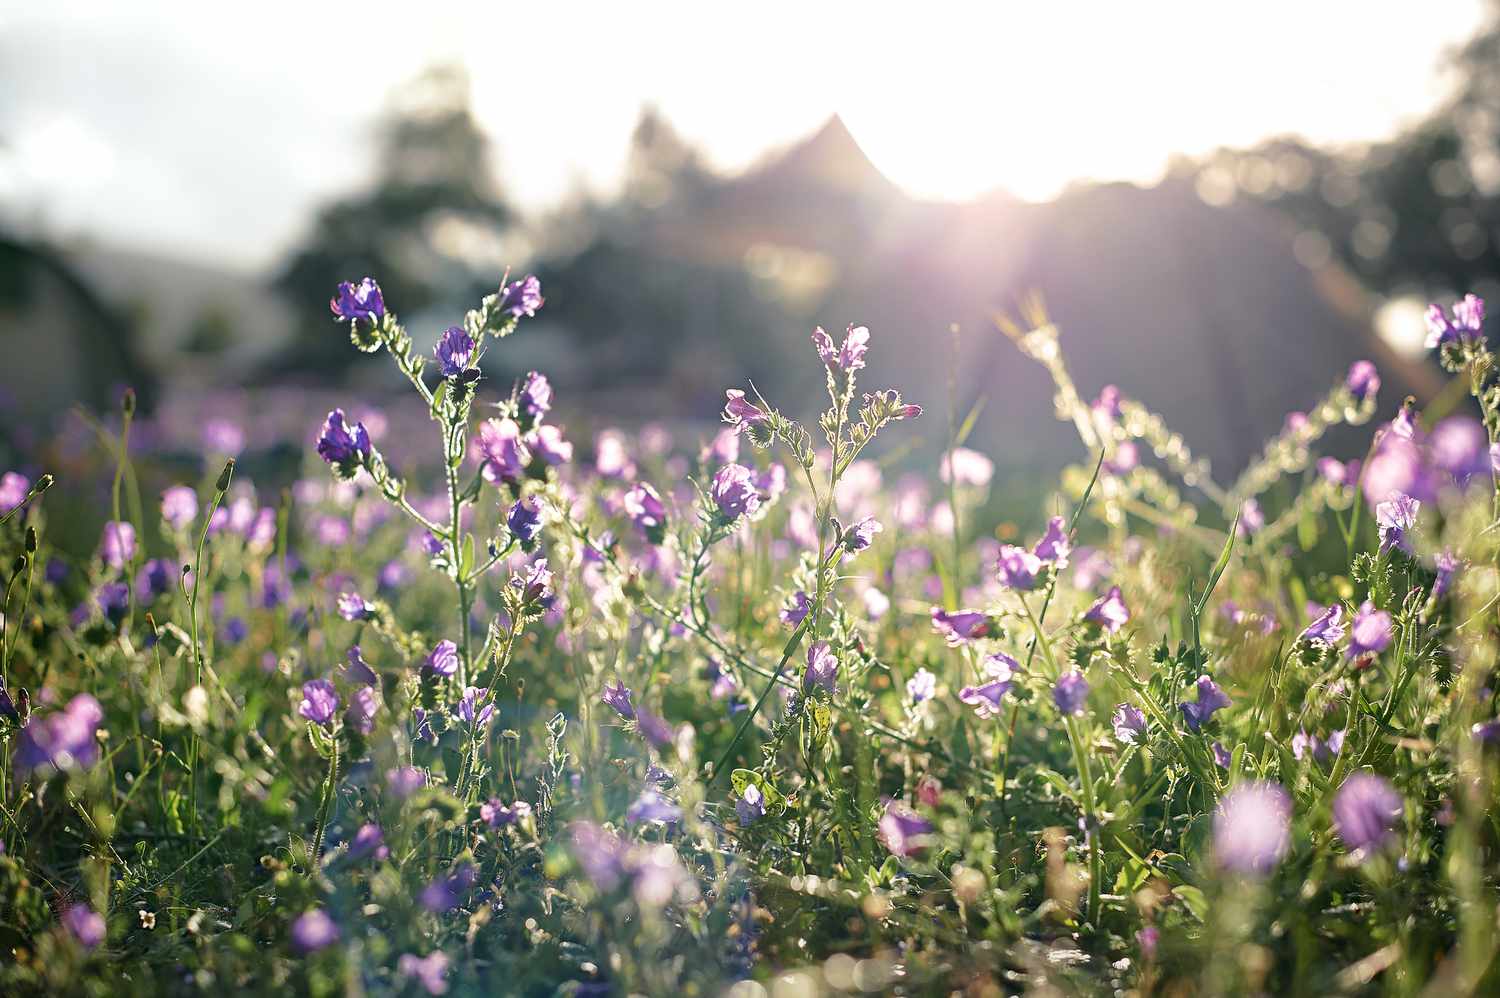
1237 498 1265 537
329 277 385 322
1053 670 1090 717
316 409 371 476
1424 293 1485 349
1213 781 1292 876
623 482 668 542
839 516 882 553
498 275 544 318
433 325 475 378
1434 550 1461 601
804 641 838 695
1033 515 1071 568
100 521 136 570
15 694 103 776
135 558 174 602
711 463 761 521
1292 728 1345 764
1375 493 1420 553
940 447 994 487
425 640 460 678
958 676 1012 719
62 904 106 949
1300 604 1346 645
1471 719 1500 743
347 822 389 861
1347 601 1393 660
511 558 553 604
878 800 934 857
337 591 374 621
736 784 767 825
298 680 339 727
1113 703 1147 744
95 582 129 623
518 370 552 421
1346 360 1380 402
345 686 378 735
0 472 29 513
997 545 1043 591
507 495 544 546
526 424 573 466
290 909 340 953
476 418 528 486
812 324 870 373
160 485 198 530
1430 416 1490 485
387 766 427 799
343 645 377 686
1083 586 1130 634
906 668 937 705
420 863 477 912
398 951 450 996
930 607 991 646
1212 741 1232 769
1317 457 1360 488
1364 432 1434 506
1179 675 1230 731
780 590 811 628
602 680 636 720
626 788 682 825
722 389 770 430
455 686 494 730
1333 772 1403 853
1137 925 1160 959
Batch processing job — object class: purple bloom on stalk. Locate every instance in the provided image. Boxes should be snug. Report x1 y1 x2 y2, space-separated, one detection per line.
1375 493 1420 553
1179 675 1231 731
316 409 371 474
1317 457 1360 488
623 482 667 541
878 800 934 858
337 591 374 621
433 326 475 378
0 472 29 513
62 904 106 949
481 799 532 827
1346 360 1380 402
1292 728 1345 764
635 708 673 749
298 680 339 727
1333 772 1403 853
476 418 528 486
348 822 389 861
100 521 135 570
387 766 426 799
1429 416 1490 485
839 516 882 553
958 677 1012 719
160 485 198 530
711 463 761 521
1434 550 1461 601
526 424 573 466
1213 781 1292 876
420 864 477 912
1084 586 1130 634
511 558 553 604
507 494 544 546
345 686 378 735
602 680 636 720
1237 498 1265 537
425 640 460 678
1471 719 1500 743
1033 515 1071 568
1212 741 1232 769
1113 703 1147 744
290 909 339 953
997 545 1043 591
812 324 870 373
344 645 377 686
906 668 937 705
519 371 552 421
1053 670 1090 716
136 558 174 601
780 590 811 628
456 686 494 729
804 641 838 695
95 582 129 623
16 694 103 776
329 277 385 322
397 951 450 996
1424 293 1485 349
722 389 770 430
736 784 767 825
1300 604 1346 645
498 275 544 318
626 788 681 825
930 607 991 646
1347 601 1393 660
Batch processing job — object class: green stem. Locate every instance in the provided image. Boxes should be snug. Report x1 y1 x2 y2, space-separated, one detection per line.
310 735 339 866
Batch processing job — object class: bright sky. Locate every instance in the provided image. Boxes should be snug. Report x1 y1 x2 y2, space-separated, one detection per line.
0 1 1486 271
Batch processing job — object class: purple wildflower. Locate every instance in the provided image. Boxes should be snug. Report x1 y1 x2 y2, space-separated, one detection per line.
347 822 389 861
878 800 934 858
1113 703 1147 745
1083 586 1130 634
95 582 129 623
1033 515 1071 567
498 275 544 318
930 607 991 646
425 640 460 678
804 641 838 695
906 668 937 705
329 277 385 322
476 418 528 486
343 645 377 686
722 389 770 430
839 516 882 553
1375 493 1419 553
940 447 994 487
507 494 544 546
0 472 28 513
958 676 1012 719
1424 293 1485 348
1300 604 1346 645
337 591 374 621
316 409 371 475
345 686 378 735
1179 675 1231 731
420 864 477 912
711 463 761 521
812 324 870 373
62 904 106 949
1346 360 1380 402
100 521 135 570
626 788 682 825
433 326 475 378
290 909 340 953
397 951 450 996
736 784 767 825
1347 601 1393 660
298 680 339 727
635 708 673 749
160 485 198 530
1430 416 1490 484
387 766 427 800
1212 741 1232 769
135 558 174 602
780 590 811 628
997 545 1043 591
1053 670 1090 717
602 680 636 720
15 694 104 776
1434 550 1461 601
511 558 553 604
1213 781 1292 876
519 371 552 421
623 482 668 542
1333 772 1403 853
526 424 573 466
1237 498 1265 537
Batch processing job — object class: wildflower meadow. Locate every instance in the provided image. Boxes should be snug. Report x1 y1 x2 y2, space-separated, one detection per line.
3 268 1500 997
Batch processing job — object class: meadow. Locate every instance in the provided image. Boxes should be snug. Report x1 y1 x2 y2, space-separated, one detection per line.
0 271 1497 997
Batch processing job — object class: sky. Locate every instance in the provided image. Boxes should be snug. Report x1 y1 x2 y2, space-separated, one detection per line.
0 1 1488 272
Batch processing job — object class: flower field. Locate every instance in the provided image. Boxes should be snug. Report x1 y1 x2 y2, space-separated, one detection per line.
1 274 1499 996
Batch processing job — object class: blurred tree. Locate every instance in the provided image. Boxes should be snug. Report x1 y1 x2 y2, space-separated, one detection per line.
271 64 514 375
